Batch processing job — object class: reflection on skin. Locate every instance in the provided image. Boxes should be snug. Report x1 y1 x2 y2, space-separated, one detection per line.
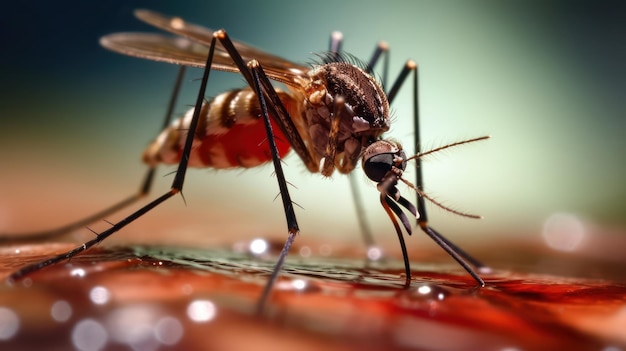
415 285 446 301
277 278 310 292
0 307 19 340
70 304 188 349
70 268 86 278
366 246 383 261
542 212 586 252
187 299 217 323
89 286 111 305
248 238 269 256
154 316 184 345
71 319 107 351
50 300 72 322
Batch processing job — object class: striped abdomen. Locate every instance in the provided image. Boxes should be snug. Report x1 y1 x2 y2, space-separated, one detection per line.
143 88 296 169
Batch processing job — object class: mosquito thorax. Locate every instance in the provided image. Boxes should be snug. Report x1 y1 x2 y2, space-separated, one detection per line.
303 62 390 172
361 140 407 183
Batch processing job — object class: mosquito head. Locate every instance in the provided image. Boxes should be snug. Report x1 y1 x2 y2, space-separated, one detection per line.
361 140 407 183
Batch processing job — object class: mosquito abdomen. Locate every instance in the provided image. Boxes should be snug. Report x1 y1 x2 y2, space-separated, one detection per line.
142 88 294 169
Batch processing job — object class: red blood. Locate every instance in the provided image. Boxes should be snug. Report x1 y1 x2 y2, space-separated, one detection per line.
198 116 292 168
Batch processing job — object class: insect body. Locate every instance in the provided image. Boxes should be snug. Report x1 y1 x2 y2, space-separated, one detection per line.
6 9 490 314
141 61 389 176
142 88 294 169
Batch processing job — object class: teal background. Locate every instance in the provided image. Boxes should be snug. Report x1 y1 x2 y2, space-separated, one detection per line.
1 1 624 250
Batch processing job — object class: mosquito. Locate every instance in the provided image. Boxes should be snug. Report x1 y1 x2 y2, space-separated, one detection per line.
5 9 490 313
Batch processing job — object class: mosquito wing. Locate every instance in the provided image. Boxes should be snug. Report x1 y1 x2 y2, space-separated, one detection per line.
134 9 303 73
100 9 310 87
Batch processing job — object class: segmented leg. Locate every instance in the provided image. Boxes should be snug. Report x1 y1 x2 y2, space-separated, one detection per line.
389 55 488 287
351 34 489 287
246 59 299 314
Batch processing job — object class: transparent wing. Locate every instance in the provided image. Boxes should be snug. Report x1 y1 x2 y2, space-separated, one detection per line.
100 9 309 86
134 9 302 72
100 33 212 67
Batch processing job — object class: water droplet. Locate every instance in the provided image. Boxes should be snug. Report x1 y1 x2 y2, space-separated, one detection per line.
366 246 383 261
276 278 320 293
89 286 110 305
397 284 450 305
0 307 19 340
236 237 286 256
70 268 86 278
154 316 184 345
72 319 108 351
106 304 159 347
478 266 494 274
187 300 217 323
416 284 448 301
299 246 312 257
249 238 269 255
51 300 72 322
292 279 307 290
542 212 586 252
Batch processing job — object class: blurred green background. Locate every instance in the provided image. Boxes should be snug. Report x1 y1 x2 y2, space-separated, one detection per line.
0 1 624 253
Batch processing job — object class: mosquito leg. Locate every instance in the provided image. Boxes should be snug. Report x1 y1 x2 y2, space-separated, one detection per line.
207 30 302 313
214 30 301 235
380 194 412 287
403 57 488 285
366 41 389 90
348 176 375 248
8 40 216 283
386 60 416 105
0 66 187 244
159 66 187 130
383 58 488 284
419 224 486 287
420 224 486 269
319 97 344 176
324 32 350 121
248 60 299 314
0 190 142 243
327 31 343 63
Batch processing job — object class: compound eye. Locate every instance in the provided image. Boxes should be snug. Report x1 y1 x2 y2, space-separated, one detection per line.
362 152 396 182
